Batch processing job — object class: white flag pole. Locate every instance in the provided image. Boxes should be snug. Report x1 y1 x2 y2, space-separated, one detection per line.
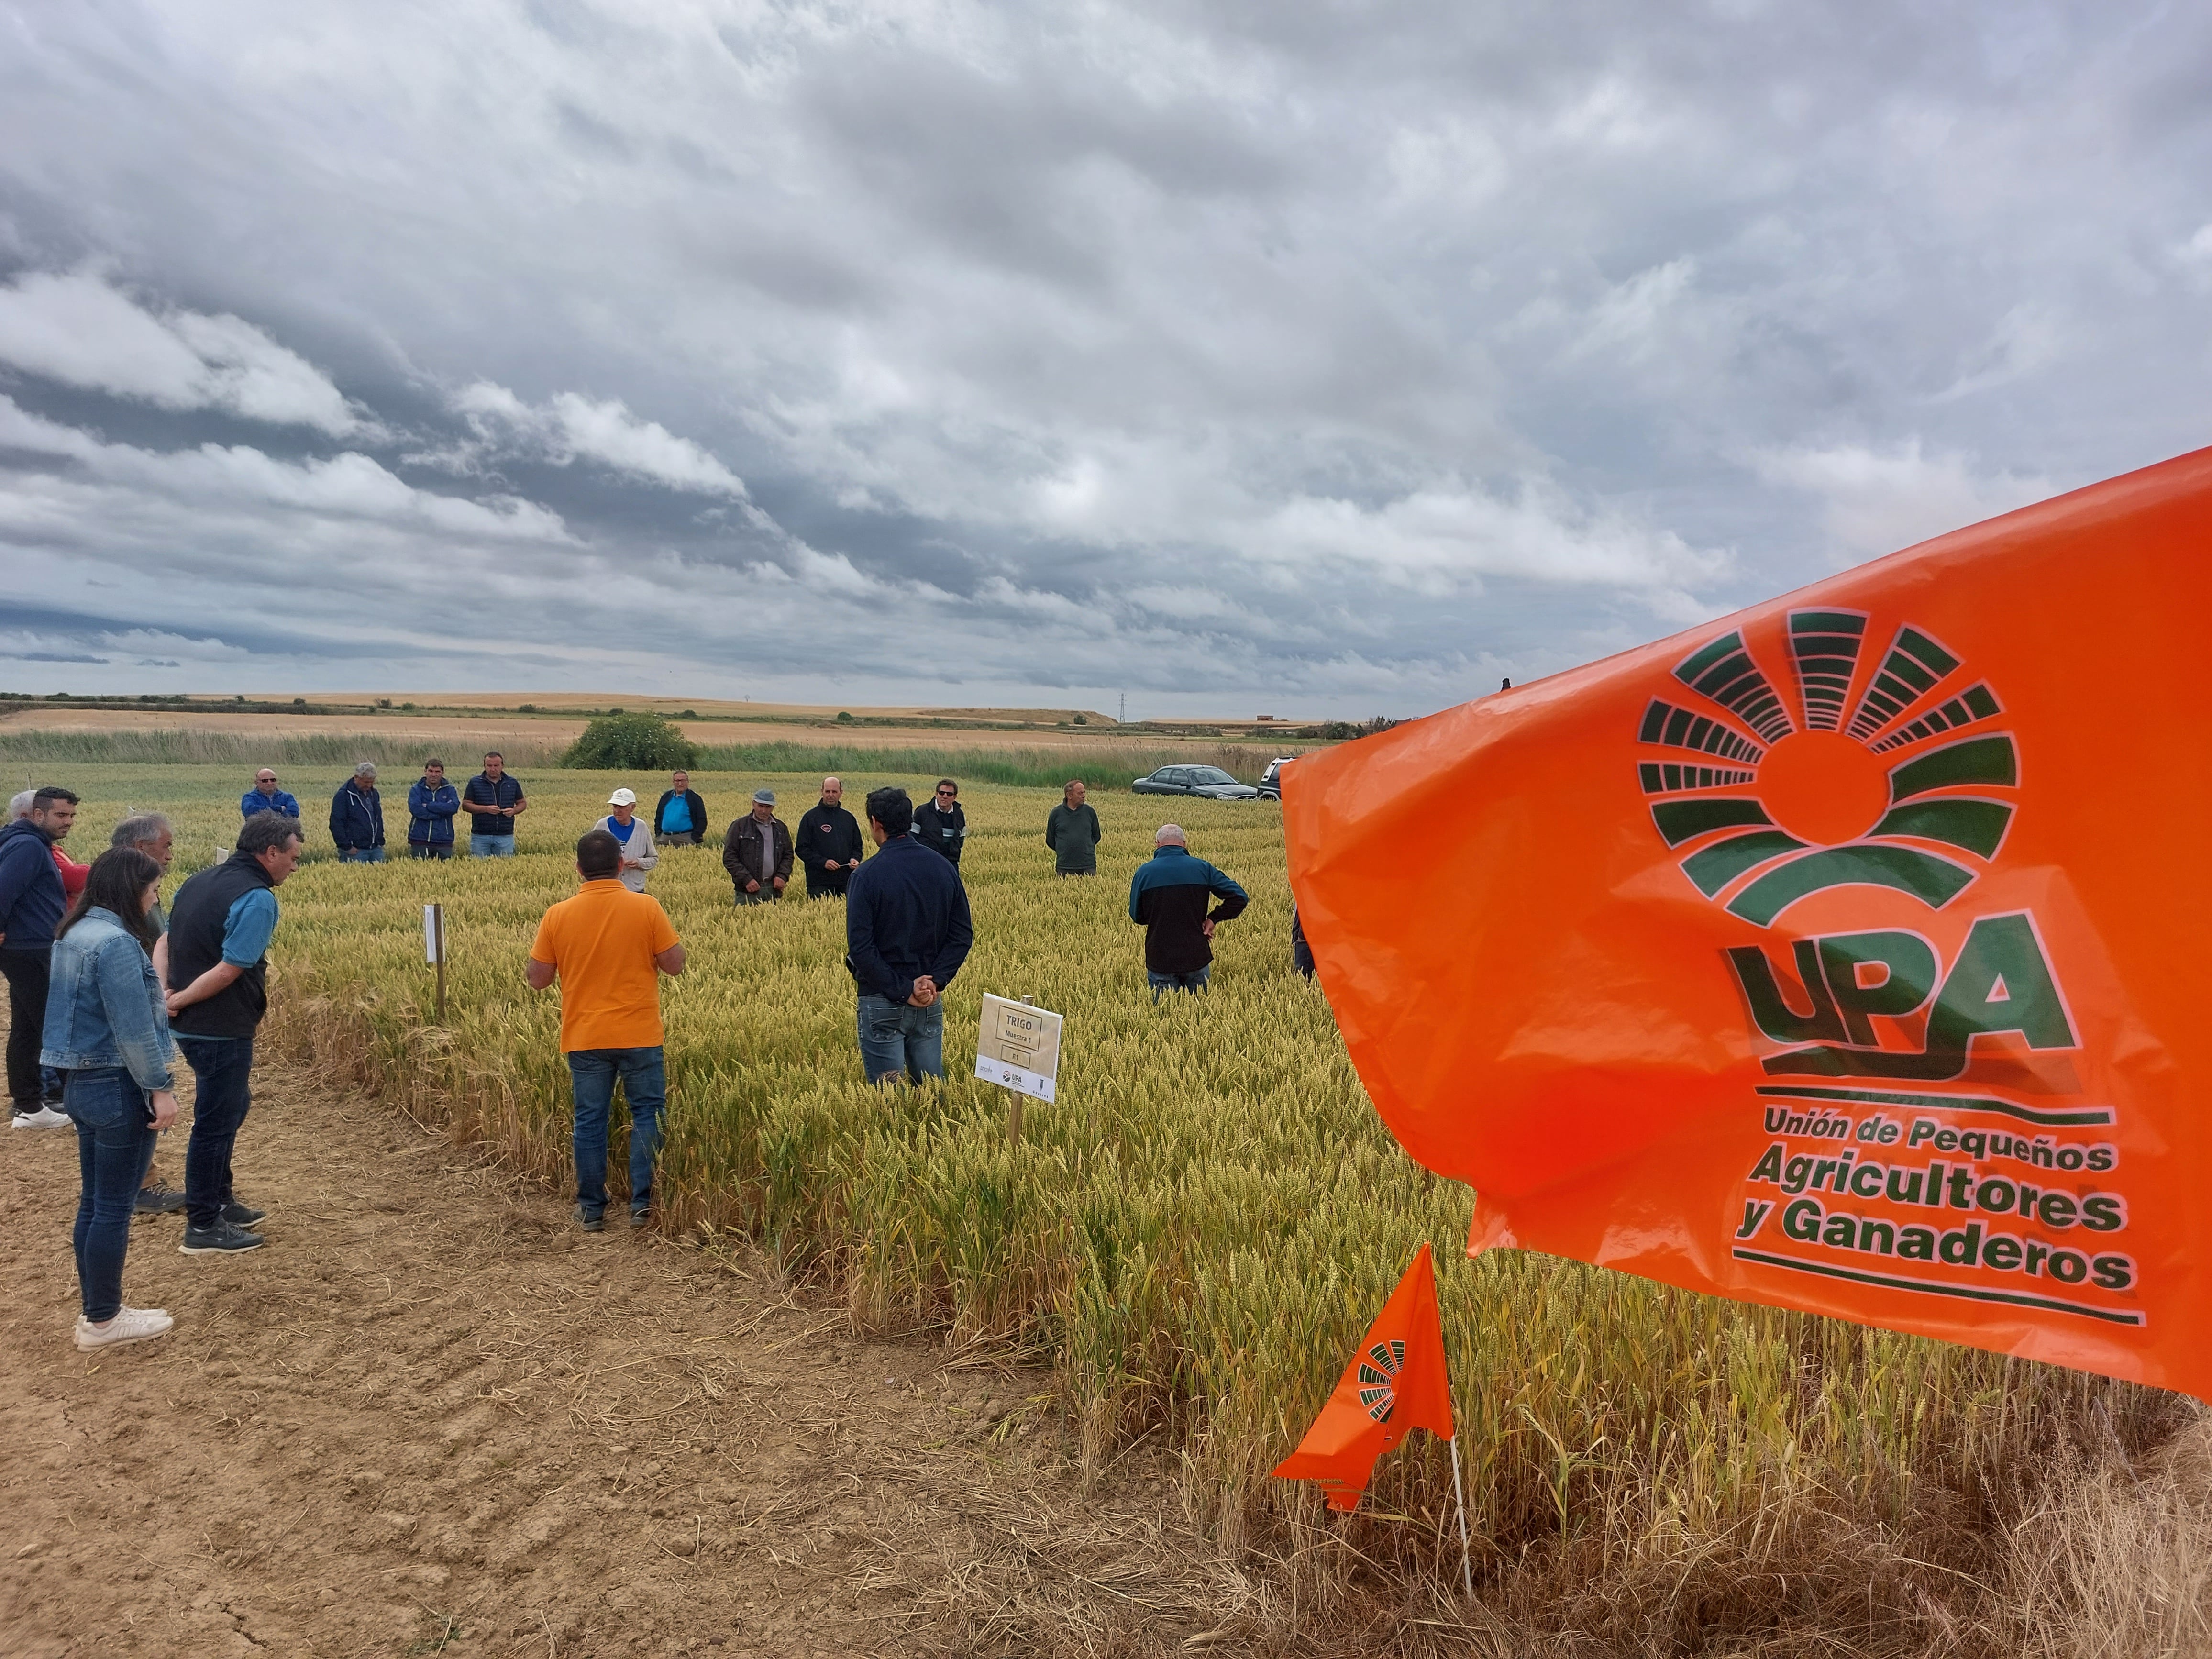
1448 1432 1473 1595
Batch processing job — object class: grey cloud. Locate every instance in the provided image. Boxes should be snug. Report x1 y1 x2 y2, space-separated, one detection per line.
0 1 2207 712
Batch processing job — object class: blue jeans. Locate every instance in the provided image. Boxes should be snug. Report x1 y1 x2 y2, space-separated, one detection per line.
177 1035 255 1230
471 834 516 858
566 1047 665 1219
1148 966 1211 1000
338 846 385 863
857 995 944 1084
66 1068 159 1322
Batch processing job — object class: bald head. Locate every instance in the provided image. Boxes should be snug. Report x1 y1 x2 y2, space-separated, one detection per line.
1154 824 1186 848
820 776 844 807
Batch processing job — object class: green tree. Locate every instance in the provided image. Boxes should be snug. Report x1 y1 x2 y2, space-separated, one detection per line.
562 711 700 770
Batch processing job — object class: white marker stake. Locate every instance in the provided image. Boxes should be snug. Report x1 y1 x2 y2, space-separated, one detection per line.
423 903 447 1022
1448 1433 1473 1595
975 993 1063 1144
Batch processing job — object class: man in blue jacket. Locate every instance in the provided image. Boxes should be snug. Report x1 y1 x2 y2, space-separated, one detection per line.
1128 824 1248 999
239 769 301 824
406 758 462 859
0 785 78 1127
329 763 386 863
845 786 973 1084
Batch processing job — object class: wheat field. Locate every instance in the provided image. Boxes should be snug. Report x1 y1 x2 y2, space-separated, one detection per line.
38 760 2208 1652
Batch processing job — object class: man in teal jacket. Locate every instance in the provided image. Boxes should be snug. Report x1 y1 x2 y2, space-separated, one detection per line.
1128 824 1247 998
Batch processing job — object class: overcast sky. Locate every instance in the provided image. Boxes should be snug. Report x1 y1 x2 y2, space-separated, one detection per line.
0 2 2206 717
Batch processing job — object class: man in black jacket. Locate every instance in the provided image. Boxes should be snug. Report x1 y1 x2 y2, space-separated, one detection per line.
912 778 968 866
0 786 77 1127
165 811 302 1255
653 771 708 846
796 776 864 898
723 790 794 904
846 787 972 1084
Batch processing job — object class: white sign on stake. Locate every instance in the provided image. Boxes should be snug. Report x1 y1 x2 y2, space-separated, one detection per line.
975 993 1062 1103
423 902 446 965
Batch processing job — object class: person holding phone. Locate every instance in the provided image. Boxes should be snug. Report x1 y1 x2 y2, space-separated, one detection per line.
40 847 180 1351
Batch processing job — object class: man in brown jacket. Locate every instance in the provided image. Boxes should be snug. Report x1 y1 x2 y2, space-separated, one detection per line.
722 789 794 905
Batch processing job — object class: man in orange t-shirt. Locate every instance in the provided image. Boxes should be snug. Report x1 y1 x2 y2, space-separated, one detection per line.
527 829 686 1232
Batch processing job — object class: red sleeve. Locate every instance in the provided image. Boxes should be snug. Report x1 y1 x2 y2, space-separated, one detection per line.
54 848 89 898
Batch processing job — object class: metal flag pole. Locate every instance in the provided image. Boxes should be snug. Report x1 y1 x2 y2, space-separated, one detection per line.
1448 1432 1473 1595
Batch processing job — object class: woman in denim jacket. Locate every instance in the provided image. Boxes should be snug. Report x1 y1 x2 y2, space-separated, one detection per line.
40 847 180 1352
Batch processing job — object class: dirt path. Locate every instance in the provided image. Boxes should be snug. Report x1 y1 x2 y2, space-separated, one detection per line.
0 1056 1239 1657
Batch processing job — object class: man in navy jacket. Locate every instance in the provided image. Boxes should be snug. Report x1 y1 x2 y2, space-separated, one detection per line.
406 759 462 859
1128 824 1248 998
845 786 972 1084
329 763 386 863
0 785 78 1126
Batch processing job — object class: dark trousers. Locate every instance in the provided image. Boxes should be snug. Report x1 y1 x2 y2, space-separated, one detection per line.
660 830 703 846
408 842 453 860
0 947 56 1107
177 1034 255 1230
67 1067 159 1322
566 1047 666 1219
805 870 851 898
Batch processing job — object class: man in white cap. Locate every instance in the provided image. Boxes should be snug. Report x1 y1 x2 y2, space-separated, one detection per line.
592 788 659 892
721 788 792 905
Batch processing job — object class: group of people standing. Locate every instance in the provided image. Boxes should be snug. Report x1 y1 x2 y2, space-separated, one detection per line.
244 752 528 861
4 787 306 1355
3 756 1265 1355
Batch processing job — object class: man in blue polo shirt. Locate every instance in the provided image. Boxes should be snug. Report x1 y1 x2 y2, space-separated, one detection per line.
164 811 302 1255
845 786 972 1084
465 751 528 857
239 769 301 824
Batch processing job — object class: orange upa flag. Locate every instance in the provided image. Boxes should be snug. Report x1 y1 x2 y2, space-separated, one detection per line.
1283 447 2212 1403
1273 1243 1456 1511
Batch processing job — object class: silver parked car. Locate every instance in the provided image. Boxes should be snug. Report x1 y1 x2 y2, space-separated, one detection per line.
1130 764 1262 800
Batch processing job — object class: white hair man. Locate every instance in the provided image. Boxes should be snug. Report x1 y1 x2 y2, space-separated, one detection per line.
329 762 386 863
1128 823 1249 1000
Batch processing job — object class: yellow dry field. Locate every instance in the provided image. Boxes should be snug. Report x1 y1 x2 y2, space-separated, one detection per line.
0 705 1261 756
36 763 2206 1648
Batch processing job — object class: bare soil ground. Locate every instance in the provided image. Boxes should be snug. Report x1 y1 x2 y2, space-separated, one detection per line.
0 1056 1247 1658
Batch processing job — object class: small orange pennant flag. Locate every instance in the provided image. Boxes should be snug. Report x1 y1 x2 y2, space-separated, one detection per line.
1272 1243 1456 1512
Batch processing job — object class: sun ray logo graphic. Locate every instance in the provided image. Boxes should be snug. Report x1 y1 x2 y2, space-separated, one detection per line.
1636 611 2018 926
1356 1338 1406 1424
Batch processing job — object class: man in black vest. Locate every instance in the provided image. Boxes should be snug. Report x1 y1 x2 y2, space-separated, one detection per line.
795 776 863 898
164 811 302 1254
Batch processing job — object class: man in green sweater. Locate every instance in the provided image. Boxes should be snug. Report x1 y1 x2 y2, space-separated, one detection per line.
1045 780 1102 877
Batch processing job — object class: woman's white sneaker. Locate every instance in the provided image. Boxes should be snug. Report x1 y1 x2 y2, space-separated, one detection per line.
75 1307 174 1351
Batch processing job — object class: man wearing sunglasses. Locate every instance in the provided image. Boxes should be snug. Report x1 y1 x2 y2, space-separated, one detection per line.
911 778 967 867
239 770 300 825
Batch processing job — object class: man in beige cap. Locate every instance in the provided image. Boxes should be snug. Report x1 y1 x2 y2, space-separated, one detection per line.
592 788 659 892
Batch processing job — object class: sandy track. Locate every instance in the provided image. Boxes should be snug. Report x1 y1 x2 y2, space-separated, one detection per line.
0 1057 1235 1657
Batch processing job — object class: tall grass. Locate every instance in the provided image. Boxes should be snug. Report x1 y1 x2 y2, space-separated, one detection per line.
0 727 567 770
689 737 1296 787
43 762 2208 1651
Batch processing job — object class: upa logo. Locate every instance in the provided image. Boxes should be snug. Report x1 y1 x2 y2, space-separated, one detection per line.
1356 1339 1406 1423
1635 611 2018 926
